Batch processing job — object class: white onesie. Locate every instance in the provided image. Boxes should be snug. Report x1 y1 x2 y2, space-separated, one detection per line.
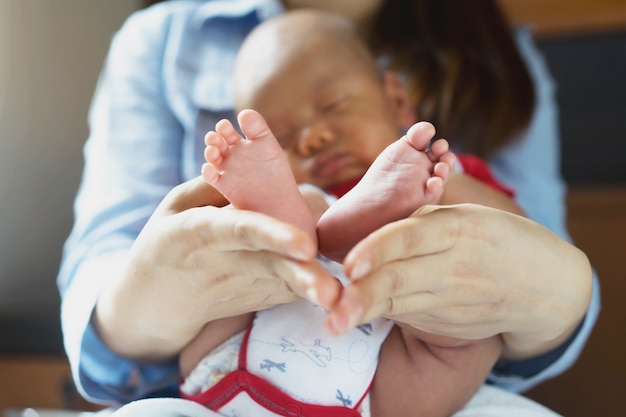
181 258 393 417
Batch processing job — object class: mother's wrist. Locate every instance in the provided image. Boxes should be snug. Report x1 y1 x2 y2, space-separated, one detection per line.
500 311 585 361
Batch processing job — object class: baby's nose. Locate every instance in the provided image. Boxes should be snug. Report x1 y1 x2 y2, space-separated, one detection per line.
296 123 335 156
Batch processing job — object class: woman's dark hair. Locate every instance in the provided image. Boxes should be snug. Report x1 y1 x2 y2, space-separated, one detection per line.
369 0 535 157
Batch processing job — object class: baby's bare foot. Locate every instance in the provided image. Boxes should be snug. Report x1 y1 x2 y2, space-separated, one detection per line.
317 121 454 262
202 109 316 242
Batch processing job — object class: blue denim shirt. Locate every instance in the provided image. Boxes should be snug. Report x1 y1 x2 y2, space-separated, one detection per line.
57 0 600 405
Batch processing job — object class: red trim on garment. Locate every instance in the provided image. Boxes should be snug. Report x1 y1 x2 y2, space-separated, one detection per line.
238 321 254 370
182 319 365 417
327 176 363 199
456 154 515 197
182 369 362 417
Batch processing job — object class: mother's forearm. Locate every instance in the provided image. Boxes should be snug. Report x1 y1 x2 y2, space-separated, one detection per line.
500 238 593 360
93 272 216 362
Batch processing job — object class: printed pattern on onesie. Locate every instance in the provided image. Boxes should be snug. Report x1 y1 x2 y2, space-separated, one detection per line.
181 256 393 417
247 298 393 407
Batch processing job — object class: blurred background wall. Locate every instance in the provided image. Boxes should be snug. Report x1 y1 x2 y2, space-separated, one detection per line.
0 0 624 415
0 0 142 352
0 0 141 411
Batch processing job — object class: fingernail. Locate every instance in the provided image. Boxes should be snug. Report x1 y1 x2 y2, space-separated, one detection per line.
273 226 296 242
289 264 314 286
306 287 320 305
287 238 315 261
275 230 309 260
347 306 364 331
326 313 346 336
350 259 370 280
298 240 316 259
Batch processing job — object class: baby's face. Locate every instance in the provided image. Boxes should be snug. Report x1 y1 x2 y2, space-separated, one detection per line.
237 49 410 191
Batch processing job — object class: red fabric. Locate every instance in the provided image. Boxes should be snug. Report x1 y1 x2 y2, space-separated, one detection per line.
327 176 363 199
183 369 363 417
182 324 366 417
456 154 515 197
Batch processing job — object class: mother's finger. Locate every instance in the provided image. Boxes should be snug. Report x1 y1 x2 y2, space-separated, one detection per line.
273 257 343 309
344 204 467 280
161 175 229 213
172 205 318 261
324 255 445 335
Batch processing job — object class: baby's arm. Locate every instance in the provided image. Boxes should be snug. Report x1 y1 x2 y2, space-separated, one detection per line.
180 315 254 378
371 326 503 416
369 164 515 416
440 171 524 215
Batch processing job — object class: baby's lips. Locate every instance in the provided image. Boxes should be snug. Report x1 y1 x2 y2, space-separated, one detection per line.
311 152 353 180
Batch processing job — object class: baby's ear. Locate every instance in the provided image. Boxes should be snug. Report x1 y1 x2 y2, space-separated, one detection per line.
382 71 416 128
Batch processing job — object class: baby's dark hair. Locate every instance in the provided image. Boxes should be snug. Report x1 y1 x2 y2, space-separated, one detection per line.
369 0 535 157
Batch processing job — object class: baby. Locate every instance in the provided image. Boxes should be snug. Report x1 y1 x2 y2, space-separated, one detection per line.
180 10 513 417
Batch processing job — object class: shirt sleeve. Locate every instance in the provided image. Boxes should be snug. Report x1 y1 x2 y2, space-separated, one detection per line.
57 6 186 405
485 27 601 392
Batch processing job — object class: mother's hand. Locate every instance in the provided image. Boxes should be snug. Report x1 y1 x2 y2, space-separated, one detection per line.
326 204 593 360
95 176 339 361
